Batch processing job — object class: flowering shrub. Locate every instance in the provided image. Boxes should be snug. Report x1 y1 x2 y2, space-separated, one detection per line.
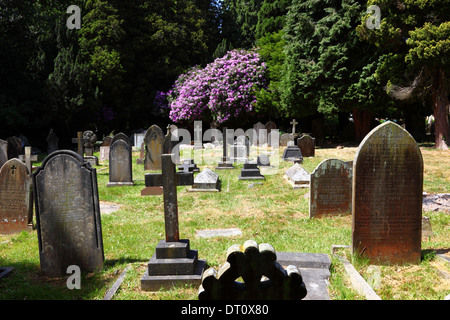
164 49 267 124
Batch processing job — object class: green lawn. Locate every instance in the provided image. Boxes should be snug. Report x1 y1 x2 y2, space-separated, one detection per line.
0 145 449 300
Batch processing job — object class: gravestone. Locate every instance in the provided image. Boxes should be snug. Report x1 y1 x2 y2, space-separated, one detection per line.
290 119 298 134
82 131 97 157
253 122 267 146
238 161 265 180
72 131 84 157
309 159 352 218
282 142 303 163
46 129 59 154
189 169 221 192
141 154 205 290
18 146 38 175
297 134 315 157
133 130 146 149
102 136 113 146
280 133 295 147
7 136 22 159
266 121 277 147
257 154 271 167
230 136 249 163
107 133 134 187
0 139 7 168
144 125 164 170
198 240 307 300
216 127 235 169
99 146 109 162
352 121 423 265
285 163 310 188
0 159 33 234
32 150 104 277
178 159 199 173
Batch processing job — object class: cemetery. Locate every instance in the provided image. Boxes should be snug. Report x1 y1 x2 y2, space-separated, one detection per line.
0 122 449 301
1 0 449 305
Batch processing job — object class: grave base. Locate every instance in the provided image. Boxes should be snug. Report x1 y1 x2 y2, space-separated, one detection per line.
141 239 206 291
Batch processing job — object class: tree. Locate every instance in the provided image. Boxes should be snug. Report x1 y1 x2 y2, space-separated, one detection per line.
166 49 267 126
358 0 450 149
281 0 390 140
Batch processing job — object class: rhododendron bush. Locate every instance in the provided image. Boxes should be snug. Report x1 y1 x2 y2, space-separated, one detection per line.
160 49 267 124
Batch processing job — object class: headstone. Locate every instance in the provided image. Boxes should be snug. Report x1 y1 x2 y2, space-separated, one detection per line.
144 125 164 170
253 122 267 146
216 127 235 169
102 136 113 146
133 131 146 149
141 154 205 291
198 240 307 300
0 159 33 234
230 136 249 163
178 159 199 173
282 142 303 163
352 121 423 265
238 161 265 180
280 133 294 147
7 136 22 159
297 134 315 157
107 133 134 187
99 146 109 162
72 131 84 157
82 131 97 157
285 163 310 188
193 121 203 149
189 169 221 192
290 119 298 134
18 146 38 175
0 139 7 168
257 154 271 167
46 129 59 154
32 150 104 277
309 159 352 218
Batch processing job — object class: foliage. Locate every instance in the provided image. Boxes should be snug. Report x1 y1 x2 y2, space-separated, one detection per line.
166 49 267 125
281 0 389 120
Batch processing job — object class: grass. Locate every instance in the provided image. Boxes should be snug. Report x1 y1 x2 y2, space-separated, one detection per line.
0 144 449 300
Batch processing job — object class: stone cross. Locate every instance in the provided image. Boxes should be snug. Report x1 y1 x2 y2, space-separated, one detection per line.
19 146 38 175
72 131 85 157
145 154 194 242
290 119 298 134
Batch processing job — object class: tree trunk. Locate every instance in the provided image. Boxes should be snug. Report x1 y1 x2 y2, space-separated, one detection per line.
353 109 374 142
432 69 450 150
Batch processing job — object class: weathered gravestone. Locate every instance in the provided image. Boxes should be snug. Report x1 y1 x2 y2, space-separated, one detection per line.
0 139 7 168
189 168 221 192
144 125 164 170
7 136 22 160
257 154 271 167
309 159 352 219
32 150 104 277
297 134 315 157
83 130 99 166
290 119 298 134
352 121 423 264
141 154 205 290
285 163 310 188
107 133 134 187
46 129 59 154
198 240 307 300
0 159 33 234
280 133 294 147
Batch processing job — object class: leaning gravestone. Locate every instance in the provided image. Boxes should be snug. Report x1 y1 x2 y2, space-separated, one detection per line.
352 121 423 264
309 159 352 218
107 133 134 186
32 150 104 277
297 134 315 157
144 125 164 170
0 159 33 234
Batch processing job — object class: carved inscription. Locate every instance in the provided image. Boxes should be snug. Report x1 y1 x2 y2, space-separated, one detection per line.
352 121 423 264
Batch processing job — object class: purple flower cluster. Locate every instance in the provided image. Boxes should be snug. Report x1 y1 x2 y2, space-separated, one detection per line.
165 49 267 123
